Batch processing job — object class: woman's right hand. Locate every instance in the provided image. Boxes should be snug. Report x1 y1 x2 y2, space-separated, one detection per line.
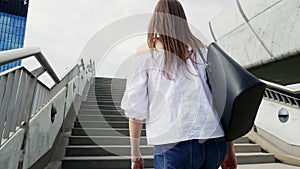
131 157 144 169
221 141 237 169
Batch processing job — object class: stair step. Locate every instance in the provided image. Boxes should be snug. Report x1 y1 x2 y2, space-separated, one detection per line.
89 90 125 93
62 77 277 169
91 84 126 87
88 92 125 96
65 145 153 156
80 107 123 112
93 80 126 83
68 135 249 146
92 83 126 85
235 137 250 143
88 92 124 97
79 110 125 116
86 96 124 100
94 78 126 81
82 101 121 105
68 136 148 145
74 121 131 128
62 155 152 169
79 112 125 116
85 99 123 102
65 143 261 157
88 92 124 95
89 88 124 91
81 104 122 108
76 115 128 122
86 96 123 99
234 144 262 153
236 153 275 164
62 152 275 169
71 128 146 136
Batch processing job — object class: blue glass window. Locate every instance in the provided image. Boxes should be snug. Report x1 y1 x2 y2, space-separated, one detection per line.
0 12 27 73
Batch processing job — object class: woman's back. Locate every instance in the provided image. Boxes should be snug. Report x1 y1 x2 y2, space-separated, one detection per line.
121 44 224 145
122 1 237 168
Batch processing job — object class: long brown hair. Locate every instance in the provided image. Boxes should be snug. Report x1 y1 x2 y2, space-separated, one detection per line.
148 0 206 80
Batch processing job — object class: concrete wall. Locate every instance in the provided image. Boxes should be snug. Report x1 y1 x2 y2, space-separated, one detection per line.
0 129 25 169
248 0 300 58
201 0 300 67
66 76 79 118
255 99 300 158
21 70 92 168
23 88 67 169
255 99 300 146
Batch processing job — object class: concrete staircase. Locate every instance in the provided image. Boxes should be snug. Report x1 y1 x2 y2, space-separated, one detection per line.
62 77 276 169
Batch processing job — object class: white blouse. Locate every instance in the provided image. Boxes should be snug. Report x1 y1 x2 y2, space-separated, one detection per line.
120 48 224 145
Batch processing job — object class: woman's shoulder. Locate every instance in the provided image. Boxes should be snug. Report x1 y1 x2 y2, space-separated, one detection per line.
134 42 164 61
136 43 149 53
136 41 164 52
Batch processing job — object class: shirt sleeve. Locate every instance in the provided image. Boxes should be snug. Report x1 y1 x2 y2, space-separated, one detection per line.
120 55 149 121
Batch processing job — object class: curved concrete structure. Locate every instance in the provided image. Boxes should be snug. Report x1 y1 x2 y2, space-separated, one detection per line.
201 0 300 85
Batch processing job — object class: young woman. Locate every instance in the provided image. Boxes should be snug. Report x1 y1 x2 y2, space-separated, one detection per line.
121 0 237 168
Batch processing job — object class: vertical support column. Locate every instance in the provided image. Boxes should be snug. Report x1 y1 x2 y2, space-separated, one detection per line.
10 69 26 132
3 70 21 138
0 73 14 145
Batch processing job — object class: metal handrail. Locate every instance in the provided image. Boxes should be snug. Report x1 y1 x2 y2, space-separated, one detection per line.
0 47 60 83
0 47 95 145
260 79 300 95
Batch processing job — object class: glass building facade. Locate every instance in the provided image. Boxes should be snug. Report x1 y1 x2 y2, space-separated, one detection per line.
0 0 29 73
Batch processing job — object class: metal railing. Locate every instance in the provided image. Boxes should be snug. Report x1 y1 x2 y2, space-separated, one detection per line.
0 47 60 83
261 79 300 109
0 47 94 145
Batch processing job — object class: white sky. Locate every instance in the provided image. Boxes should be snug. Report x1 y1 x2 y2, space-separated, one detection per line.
23 0 233 84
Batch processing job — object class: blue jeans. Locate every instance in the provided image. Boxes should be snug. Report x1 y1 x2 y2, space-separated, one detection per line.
154 137 228 169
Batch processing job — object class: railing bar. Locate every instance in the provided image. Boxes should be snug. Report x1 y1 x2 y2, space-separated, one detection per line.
17 74 30 125
3 70 20 138
10 70 26 132
0 76 7 140
31 84 40 116
282 95 287 104
0 75 7 110
37 85 43 113
0 73 14 144
43 88 48 106
46 90 50 103
46 90 49 104
37 87 43 113
0 48 60 83
280 95 287 104
265 90 270 99
274 93 280 102
40 87 46 110
41 88 46 107
278 93 284 102
267 88 299 101
269 90 275 100
24 78 38 123
41 86 46 110
260 79 300 94
295 99 300 107
38 86 45 112
286 97 292 105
